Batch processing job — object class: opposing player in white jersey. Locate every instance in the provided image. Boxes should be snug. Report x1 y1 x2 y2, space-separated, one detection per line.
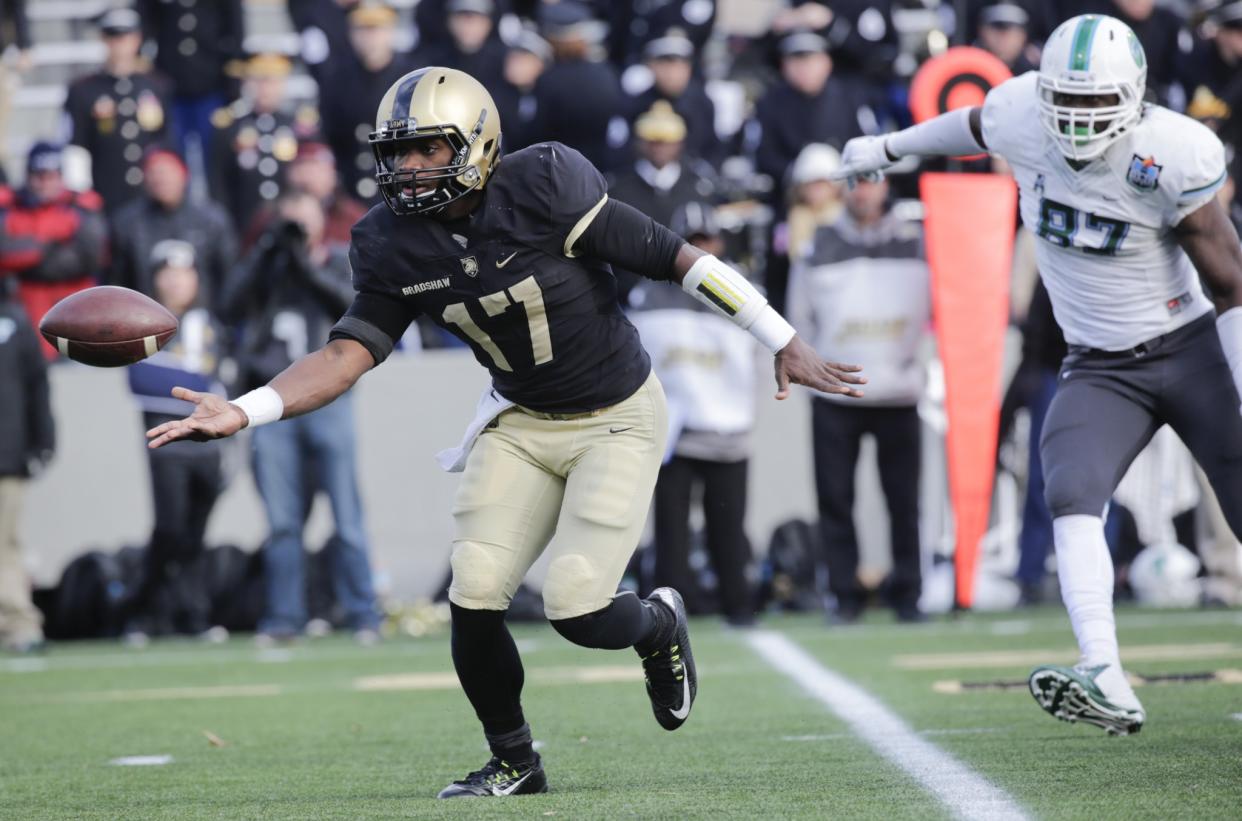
833 13 1242 735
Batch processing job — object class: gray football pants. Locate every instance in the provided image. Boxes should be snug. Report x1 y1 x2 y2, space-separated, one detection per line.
1040 312 1242 541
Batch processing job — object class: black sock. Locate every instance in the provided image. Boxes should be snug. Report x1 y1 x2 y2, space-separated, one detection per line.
486 722 535 765
449 603 530 757
634 596 676 658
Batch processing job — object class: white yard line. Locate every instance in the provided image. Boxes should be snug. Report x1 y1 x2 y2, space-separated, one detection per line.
747 630 1028 821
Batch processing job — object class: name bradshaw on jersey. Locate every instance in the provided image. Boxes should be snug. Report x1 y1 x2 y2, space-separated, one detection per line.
402 277 451 295
981 72 1227 352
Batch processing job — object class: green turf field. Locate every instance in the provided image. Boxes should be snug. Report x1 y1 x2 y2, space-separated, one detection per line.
2 605 1240 820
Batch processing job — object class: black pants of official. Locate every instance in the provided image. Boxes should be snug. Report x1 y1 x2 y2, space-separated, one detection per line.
652 455 754 623
126 443 222 635
1041 313 1242 542
811 400 922 614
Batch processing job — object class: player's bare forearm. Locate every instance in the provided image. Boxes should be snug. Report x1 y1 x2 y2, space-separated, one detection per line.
669 243 707 286
1175 199 1242 311
146 338 373 449
269 338 374 419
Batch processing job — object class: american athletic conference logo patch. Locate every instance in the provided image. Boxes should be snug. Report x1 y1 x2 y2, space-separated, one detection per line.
1126 154 1161 192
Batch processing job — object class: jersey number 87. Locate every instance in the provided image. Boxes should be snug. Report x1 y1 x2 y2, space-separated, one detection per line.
1037 198 1131 256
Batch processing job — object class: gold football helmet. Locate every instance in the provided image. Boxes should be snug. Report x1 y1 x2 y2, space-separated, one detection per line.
369 67 503 216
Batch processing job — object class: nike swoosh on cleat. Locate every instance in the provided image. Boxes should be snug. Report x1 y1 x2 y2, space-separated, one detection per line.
609 426 633 434
670 673 691 720
496 251 518 268
492 771 532 796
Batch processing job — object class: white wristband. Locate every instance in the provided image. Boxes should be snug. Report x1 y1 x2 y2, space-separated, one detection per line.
231 386 285 428
681 254 795 352
750 305 797 353
1217 307 1242 413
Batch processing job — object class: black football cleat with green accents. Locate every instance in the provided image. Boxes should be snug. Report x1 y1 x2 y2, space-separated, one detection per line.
436 754 548 798
642 587 698 730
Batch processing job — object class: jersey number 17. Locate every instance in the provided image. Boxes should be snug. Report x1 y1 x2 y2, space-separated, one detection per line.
441 274 554 371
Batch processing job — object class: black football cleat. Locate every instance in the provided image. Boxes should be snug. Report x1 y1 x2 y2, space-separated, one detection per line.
436 755 548 798
641 587 698 731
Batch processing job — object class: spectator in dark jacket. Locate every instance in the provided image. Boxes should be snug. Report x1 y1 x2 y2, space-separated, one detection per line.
137 0 245 160
63 8 174 214
109 148 237 311
534 2 627 171
608 102 716 302
244 141 367 252
317 3 414 202
974 3 1039 75
752 31 876 207
0 279 53 653
208 53 321 234
766 1 899 83
492 27 552 153
1082 0 1185 104
1180 0 1242 152
122 241 229 643
287 0 357 83
607 0 715 70
0 142 107 359
222 192 379 643
625 30 722 168
415 0 508 95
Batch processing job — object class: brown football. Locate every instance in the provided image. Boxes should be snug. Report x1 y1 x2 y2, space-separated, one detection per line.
39 286 178 367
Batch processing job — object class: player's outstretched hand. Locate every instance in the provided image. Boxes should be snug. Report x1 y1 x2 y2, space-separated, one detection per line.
774 336 866 400
831 135 895 187
146 387 248 449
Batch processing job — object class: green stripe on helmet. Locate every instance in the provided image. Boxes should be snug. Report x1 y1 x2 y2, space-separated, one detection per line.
1069 16 1100 72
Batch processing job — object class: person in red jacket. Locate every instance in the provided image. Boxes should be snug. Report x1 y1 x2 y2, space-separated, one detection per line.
0 142 108 359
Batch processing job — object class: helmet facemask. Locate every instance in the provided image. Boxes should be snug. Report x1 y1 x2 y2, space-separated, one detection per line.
1037 75 1142 162
369 110 494 216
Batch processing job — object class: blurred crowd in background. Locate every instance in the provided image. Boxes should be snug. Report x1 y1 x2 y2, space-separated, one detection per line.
1 0 1241 653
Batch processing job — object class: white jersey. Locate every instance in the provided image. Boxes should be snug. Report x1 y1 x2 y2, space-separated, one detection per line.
981 72 1228 351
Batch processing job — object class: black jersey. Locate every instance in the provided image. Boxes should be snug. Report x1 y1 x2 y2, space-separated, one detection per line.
331 142 651 414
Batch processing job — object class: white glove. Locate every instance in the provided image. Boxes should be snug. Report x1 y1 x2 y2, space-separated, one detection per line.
831 135 895 186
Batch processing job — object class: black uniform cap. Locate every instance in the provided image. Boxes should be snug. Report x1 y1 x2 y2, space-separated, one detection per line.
98 7 141 35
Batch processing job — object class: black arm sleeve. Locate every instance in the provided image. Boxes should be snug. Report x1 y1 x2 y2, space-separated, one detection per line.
575 197 684 282
328 290 419 366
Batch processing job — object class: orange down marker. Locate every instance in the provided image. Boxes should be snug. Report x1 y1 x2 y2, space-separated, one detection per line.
921 172 1016 608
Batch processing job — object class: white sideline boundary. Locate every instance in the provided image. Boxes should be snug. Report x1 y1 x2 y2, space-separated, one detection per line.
746 631 1028 821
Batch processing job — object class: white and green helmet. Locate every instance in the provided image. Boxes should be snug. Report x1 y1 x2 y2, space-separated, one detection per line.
1037 14 1148 161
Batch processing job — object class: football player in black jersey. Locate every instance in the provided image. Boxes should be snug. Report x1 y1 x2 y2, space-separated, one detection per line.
147 67 866 798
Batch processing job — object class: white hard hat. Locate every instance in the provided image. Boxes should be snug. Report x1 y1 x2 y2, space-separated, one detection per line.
790 143 842 185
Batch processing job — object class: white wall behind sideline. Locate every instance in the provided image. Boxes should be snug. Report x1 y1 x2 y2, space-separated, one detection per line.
22 349 920 598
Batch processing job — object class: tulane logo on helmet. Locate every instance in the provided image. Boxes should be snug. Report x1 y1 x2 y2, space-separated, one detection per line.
1037 15 1147 162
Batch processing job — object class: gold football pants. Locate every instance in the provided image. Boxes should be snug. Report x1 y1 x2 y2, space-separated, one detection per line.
449 372 668 619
